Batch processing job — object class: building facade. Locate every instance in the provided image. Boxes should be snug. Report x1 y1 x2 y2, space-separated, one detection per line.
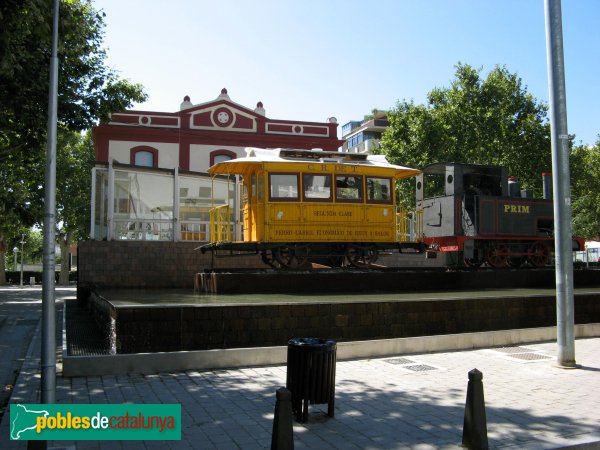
93 88 342 172
91 89 342 242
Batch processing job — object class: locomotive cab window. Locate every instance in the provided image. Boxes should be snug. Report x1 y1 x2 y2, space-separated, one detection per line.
303 174 332 201
269 173 299 200
335 175 363 202
367 177 392 204
424 173 446 198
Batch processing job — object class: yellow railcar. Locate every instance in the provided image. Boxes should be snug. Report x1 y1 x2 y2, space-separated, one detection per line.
200 148 424 268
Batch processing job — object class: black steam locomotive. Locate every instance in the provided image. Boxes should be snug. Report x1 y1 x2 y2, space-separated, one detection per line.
416 162 584 268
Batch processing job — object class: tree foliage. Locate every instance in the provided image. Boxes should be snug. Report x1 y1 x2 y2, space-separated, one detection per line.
380 63 551 209
571 138 600 239
0 0 147 283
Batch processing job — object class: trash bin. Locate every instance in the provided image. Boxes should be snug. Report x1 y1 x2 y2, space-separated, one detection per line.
286 337 337 422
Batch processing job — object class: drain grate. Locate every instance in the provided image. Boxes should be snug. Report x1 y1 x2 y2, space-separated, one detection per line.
494 346 533 354
403 364 438 372
509 353 553 361
385 357 415 365
65 299 112 356
489 346 553 363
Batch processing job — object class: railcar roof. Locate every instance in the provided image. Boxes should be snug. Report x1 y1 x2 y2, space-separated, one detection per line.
208 147 421 178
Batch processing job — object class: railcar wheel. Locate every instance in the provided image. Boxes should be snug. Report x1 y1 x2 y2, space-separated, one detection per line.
346 244 378 268
273 245 310 269
327 244 347 267
261 251 278 269
527 242 550 268
485 244 509 268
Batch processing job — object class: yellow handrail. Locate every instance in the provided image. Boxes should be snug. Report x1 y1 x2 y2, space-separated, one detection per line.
396 209 424 242
209 204 232 242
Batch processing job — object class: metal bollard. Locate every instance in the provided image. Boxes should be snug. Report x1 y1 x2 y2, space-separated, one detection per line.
271 387 294 450
462 368 489 450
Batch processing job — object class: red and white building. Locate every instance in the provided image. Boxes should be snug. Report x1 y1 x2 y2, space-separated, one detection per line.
92 88 342 172
90 90 342 241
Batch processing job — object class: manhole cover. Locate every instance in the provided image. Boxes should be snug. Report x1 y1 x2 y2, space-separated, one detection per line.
494 346 533 354
403 364 437 372
385 357 415 365
509 353 553 361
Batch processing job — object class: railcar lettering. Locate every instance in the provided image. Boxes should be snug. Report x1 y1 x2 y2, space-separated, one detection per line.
307 163 329 171
274 230 292 236
503 204 530 214
334 165 357 173
370 231 389 237
316 230 345 236
313 210 353 217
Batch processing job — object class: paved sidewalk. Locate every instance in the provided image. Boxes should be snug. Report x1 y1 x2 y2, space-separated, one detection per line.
1 286 600 449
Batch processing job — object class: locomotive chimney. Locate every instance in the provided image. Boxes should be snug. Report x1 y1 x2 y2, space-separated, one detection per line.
542 172 553 199
508 176 520 197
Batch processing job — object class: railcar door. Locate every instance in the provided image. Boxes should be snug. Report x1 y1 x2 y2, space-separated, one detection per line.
241 170 266 242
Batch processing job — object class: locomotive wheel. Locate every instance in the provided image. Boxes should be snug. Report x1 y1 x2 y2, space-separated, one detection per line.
273 245 310 269
527 242 550 268
463 256 483 268
507 256 526 268
346 244 378 268
485 244 509 268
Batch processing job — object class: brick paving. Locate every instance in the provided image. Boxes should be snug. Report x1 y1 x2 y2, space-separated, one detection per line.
1 286 599 449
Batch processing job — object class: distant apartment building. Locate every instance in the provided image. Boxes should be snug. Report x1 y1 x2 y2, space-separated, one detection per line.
341 111 389 153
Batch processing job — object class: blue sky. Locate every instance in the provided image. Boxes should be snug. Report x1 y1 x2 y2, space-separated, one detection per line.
93 0 600 146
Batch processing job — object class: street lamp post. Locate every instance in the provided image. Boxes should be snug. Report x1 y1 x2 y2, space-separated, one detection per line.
13 247 18 273
19 234 26 288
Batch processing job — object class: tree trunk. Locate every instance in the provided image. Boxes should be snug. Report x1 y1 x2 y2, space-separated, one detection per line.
59 232 72 286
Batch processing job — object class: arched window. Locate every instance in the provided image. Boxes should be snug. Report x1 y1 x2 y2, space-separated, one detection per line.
210 149 237 166
130 146 158 168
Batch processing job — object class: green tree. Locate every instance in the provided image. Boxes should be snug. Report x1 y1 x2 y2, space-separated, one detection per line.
56 129 95 284
571 138 600 239
0 0 147 284
381 63 551 209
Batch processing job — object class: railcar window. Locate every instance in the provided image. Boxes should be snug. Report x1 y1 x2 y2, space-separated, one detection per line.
269 173 299 200
251 173 256 197
242 182 248 203
303 174 332 201
367 177 392 203
335 175 363 202
257 174 264 201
